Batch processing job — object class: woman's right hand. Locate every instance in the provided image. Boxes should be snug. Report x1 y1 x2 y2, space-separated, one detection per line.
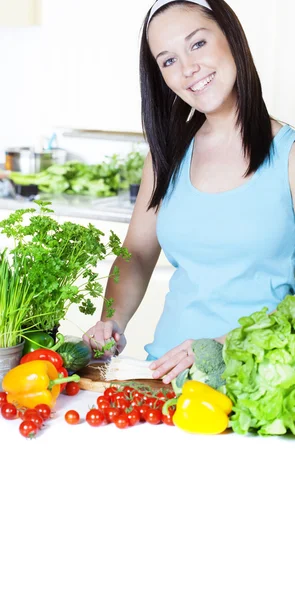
82 320 127 359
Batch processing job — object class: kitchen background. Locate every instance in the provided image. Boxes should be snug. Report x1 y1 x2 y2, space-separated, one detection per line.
0 0 294 357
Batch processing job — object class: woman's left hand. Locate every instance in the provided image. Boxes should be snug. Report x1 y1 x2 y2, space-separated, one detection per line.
148 334 227 384
149 339 195 384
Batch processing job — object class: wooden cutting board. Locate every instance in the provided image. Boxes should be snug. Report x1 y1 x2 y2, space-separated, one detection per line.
77 362 171 393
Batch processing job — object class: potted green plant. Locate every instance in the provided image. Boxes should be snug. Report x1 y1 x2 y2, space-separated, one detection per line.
120 150 145 203
0 250 46 386
0 199 130 341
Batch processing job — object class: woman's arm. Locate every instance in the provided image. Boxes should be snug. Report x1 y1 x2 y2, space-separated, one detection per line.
101 152 160 330
84 153 161 353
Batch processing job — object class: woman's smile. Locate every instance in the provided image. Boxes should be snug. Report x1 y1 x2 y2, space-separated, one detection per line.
187 71 216 93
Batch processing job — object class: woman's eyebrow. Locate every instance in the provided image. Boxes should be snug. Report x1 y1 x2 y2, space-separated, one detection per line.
155 27 208 61
185 26 207 42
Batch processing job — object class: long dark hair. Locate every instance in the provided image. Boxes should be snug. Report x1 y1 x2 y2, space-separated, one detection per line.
140 0 273 211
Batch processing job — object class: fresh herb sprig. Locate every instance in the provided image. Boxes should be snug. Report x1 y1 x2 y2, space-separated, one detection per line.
93 339 116 359
0 200 131 331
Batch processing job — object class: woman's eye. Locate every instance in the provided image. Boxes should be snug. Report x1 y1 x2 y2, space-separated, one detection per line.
192 40 206 50
162 40 206 68
163 57 176 68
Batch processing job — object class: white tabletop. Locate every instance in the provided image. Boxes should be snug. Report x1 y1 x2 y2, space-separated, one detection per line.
0 388 294 600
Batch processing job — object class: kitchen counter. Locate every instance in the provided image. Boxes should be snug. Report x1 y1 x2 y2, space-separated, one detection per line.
0 387 294 600
0 193 134 223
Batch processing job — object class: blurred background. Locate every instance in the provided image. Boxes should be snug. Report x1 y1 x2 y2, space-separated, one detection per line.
0 0 293 163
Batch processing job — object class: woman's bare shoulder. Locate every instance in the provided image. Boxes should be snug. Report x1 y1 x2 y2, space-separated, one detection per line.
270 119 284 138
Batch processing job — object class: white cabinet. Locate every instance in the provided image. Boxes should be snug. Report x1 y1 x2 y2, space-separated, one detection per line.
0 0 40 26
41 0 152 132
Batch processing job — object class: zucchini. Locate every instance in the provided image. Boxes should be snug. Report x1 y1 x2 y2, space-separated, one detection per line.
58 337 92 372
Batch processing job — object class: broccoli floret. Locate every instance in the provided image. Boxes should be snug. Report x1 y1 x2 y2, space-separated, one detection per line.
172 338 226 394
190 338 225 388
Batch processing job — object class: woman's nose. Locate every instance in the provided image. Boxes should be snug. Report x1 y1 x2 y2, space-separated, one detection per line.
182 59 201 79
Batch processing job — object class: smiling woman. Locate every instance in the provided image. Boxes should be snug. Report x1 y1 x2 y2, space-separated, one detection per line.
143 0 273 208
84 0 295 386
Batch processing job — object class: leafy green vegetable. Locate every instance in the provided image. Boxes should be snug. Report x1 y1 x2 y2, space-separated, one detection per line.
172 338 225 395
0 200 131 331
120 151 145 187
8 157 121 197
8 150 145 197
223 295 295 436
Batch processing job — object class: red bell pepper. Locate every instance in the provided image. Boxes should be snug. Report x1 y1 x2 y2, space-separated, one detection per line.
20 349 68 392
58 366 69 392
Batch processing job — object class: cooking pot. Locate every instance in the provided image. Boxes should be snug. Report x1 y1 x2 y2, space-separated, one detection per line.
5 147 67 174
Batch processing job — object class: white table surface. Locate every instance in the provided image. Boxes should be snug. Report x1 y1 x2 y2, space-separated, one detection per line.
0 388 294 600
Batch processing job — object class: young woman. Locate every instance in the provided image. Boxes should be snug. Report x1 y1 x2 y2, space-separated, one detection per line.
84 0 295 384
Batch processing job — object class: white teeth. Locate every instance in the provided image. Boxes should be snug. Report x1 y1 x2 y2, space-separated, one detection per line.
190 73 215 92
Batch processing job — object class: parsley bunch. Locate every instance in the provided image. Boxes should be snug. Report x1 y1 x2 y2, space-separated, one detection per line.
0 200 131 332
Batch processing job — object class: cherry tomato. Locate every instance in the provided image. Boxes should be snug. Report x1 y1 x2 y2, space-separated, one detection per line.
97 397 111 412
34 404 52 421
113 393 130 410
86 408 104 427
138 404 150 422
122 385 134 399
104 406 121 424
113 413 129 429
23 409 43 429
1 402 18 420
130 397 142 407
59 367 69 393
130 391 144 404
145 408 162 425
161 407 176 426
104 386 118 400
127 408 140 426
96 394 106 403
0 391 7 406
130 393 153 407
65 410 80 425
65 382 80 396
144 396 163 409
112 391 125 402
153 399 165 411
156 389 175 400
19 420 38 438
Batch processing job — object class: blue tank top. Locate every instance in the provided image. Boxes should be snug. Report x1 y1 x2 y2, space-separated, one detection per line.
145 124 295 360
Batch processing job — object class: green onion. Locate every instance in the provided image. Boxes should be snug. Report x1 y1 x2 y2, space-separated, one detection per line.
0 250 42 348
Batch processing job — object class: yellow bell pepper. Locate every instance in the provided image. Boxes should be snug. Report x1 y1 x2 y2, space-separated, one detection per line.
182 380 232 415
163 380 232 435
2 360 80 409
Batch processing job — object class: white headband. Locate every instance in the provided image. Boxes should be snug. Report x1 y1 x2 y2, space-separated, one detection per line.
148 0 212 25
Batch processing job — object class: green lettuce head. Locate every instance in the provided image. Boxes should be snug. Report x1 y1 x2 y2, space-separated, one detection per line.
223 295 295 436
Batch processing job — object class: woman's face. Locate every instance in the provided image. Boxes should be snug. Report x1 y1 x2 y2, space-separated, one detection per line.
148 6 237 115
